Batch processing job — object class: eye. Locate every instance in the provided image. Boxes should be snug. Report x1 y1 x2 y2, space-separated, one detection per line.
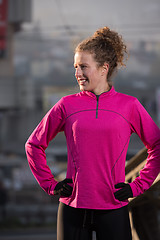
81 65 86 69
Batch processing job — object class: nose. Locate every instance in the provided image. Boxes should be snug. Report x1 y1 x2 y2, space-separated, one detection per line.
75 66 82 78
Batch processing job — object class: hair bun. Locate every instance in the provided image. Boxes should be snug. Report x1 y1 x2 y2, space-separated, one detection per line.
93 26 128 68
93 27 111 39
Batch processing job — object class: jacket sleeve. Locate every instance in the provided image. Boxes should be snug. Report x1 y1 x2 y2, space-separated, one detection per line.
129 98 160 197
25 98 66 196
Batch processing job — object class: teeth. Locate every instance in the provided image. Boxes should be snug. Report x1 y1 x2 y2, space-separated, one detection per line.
80 80 86 82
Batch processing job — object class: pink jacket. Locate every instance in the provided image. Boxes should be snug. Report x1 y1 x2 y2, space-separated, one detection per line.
25 87 160 209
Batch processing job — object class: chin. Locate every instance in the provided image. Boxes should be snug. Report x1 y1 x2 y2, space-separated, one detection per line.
80 86 86 91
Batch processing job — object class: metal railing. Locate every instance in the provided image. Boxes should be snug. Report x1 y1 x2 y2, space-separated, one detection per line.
125 147 160 240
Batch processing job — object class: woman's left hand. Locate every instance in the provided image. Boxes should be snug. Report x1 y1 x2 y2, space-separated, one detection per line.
54 178 73 197
114 183 133 201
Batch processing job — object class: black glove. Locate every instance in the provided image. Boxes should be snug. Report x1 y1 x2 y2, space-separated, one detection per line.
54 178 73 197
114 182 133 201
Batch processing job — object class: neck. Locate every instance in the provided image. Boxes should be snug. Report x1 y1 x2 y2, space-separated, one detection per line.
92 85 111 95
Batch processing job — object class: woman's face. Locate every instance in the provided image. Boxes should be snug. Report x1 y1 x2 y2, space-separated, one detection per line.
74 51 109 95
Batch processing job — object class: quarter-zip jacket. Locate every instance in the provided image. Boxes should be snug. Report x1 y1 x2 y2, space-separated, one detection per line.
25 87 160 209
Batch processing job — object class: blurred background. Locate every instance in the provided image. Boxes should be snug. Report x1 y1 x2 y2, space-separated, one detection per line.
0 0 160 239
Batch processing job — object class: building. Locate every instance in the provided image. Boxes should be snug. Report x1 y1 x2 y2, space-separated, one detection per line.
0 0 32 153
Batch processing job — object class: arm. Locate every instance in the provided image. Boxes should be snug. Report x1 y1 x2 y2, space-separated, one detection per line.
129 99 160 197
25 99 65 195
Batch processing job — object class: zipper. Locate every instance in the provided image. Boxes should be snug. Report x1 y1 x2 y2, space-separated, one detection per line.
91 87 111 118
96 95 99 118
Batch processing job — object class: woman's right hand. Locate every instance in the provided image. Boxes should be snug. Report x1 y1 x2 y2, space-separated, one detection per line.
54 178 73 197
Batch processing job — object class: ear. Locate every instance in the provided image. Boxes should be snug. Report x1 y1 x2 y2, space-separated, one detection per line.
103 62 109 72
101 62 109 75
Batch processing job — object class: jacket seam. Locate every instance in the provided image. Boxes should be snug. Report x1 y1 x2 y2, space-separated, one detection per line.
66 109 96 119
66 108 130 125
111 135 130 183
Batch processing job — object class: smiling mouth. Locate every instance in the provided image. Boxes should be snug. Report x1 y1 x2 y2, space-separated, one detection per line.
78 79 88 85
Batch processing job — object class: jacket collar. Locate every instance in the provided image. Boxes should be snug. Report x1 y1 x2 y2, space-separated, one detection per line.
81 86 116 99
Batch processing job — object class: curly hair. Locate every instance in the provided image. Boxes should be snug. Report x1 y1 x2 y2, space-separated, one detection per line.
75 27 128 85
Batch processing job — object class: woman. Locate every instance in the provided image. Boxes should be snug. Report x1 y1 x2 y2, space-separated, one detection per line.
25 27 160 240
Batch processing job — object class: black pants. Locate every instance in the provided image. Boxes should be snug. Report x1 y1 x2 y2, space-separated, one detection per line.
57 202 132 240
